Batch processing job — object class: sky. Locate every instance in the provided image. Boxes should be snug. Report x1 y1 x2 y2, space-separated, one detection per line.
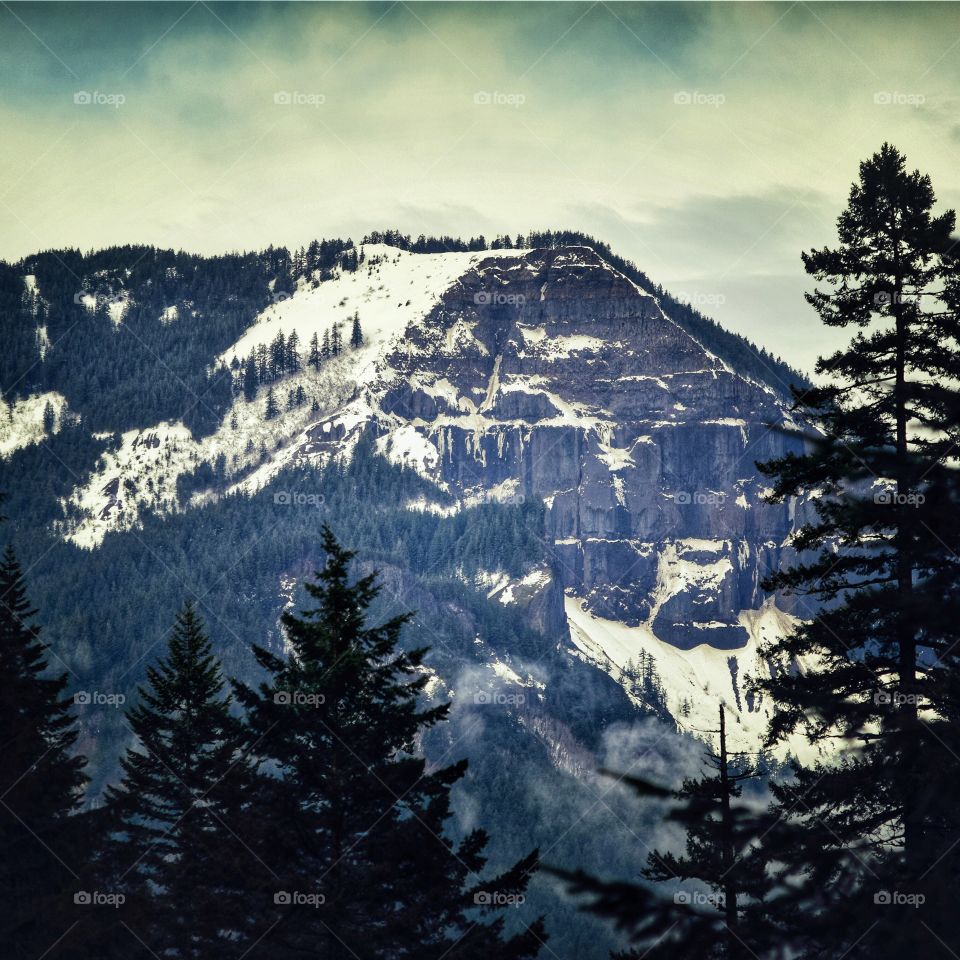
1 1 959 373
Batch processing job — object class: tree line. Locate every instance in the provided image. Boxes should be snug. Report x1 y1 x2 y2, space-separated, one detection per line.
0 514 547 959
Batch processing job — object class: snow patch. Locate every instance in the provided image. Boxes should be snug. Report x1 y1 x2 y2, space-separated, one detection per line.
0 392 68 458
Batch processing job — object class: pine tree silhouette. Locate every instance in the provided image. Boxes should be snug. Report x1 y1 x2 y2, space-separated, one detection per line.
754 143 960 958
265 386 279 420
234 527 546 959
0 544 87 957
551 708 778 959
101 603 256 958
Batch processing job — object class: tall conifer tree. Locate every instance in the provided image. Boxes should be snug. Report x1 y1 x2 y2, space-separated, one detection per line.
234 527 546 959
0 544 87 958
754 143 960 958
101 603 255 959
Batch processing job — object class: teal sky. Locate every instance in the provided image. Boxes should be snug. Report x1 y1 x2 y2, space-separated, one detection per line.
1 1 959 371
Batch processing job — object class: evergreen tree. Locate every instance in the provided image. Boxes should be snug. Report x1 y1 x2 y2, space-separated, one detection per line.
0 544 87 958
350 312 363 349
553 708 778 959
308 332 321 371
265 387 279 420
269 332 286 381
331 323 342 357
101 604 255 959
43 399 56 434
321 329 331 362
234 528 546 960
754 143 960 958
286 331 300 373
243 355 258 402
255 343 269 384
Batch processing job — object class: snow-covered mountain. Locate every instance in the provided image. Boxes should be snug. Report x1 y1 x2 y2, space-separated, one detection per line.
2 239 812 757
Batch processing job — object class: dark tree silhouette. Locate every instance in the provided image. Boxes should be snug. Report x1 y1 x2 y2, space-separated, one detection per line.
234 527 546 959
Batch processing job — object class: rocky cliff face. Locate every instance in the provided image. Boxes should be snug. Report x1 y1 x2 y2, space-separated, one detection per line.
368 247 805 644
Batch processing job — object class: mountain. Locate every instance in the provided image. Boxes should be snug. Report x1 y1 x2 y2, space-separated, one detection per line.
0 233 810 956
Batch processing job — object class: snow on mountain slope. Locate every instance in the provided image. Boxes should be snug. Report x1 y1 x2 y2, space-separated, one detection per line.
220 244 529 379
0 391 68 458
566 594 818 761
61 246 533 544
65 421 192 548
63 359 364 547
